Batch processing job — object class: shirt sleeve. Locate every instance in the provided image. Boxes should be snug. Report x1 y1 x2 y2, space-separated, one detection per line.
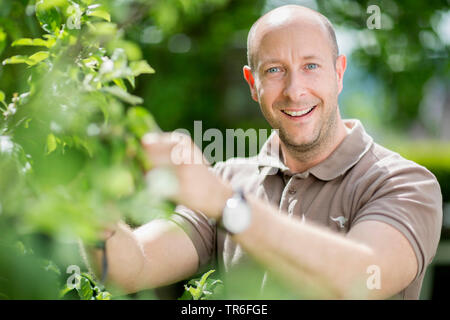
168 163 229 272
170 205 215 271
351 160 443 281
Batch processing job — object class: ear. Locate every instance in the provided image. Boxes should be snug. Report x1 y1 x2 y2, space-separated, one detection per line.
243 65 258 102
335 55 347 94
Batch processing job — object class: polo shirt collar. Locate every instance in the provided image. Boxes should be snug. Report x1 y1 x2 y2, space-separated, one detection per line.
257 119 373 181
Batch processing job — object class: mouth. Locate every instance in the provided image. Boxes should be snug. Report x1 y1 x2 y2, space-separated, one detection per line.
281 105 317 118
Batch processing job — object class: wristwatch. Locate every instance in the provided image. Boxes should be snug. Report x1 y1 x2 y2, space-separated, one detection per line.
219 190 252 235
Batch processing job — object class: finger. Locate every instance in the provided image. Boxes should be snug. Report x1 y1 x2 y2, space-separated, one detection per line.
142 131 197 166
142 133 176 166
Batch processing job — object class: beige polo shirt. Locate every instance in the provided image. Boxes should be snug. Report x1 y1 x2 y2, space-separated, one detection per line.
171 119 443 299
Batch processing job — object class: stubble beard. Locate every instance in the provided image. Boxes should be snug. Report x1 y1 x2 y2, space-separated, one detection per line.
277 103 339 163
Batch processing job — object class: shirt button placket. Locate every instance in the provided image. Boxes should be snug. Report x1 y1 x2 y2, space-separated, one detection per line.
280 175 301 217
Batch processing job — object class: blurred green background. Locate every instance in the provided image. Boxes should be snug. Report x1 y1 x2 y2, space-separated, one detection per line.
0 0 449 299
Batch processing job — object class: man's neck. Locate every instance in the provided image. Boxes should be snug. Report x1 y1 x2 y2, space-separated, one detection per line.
280 119 349 174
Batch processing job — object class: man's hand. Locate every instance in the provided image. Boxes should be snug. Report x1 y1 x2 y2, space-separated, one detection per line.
142 132 232 219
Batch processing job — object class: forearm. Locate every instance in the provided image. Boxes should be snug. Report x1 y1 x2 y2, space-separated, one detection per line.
85 221 146 294
232 195 376 299
85 219 199 295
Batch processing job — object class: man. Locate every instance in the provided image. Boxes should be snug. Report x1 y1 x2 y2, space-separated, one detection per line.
91 5 442 299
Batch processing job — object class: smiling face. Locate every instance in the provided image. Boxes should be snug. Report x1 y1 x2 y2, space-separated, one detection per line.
244 10 346 155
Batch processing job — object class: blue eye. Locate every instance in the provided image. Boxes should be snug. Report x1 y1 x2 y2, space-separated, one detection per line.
267 67 280 73
305 63 318 70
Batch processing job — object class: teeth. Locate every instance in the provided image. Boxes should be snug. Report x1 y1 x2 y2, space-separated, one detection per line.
283 106 314 117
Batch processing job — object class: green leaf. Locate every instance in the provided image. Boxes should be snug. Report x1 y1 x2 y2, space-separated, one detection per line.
80 272 96 286
198 270 215 287
12 38 55 48
95 291 112 300
2 52 49 66
130 60 155 77
108 40 142 61
113 78 127 91
2 55 34 65
0 27 6 56
88 22 118 36
40 259 61 275
76 276 93 300
178 290 193 300
82 56 99 68
95 166 135 198
73 135 94 157
185 284 202 300
180 269 222 300
36 0 62 33
13 38 43 46
126 76 135 89
59 285 74 298
28 51 50 66
126 106 157 138
102 86 143 105
46 133 58 154
87 9 111 22
35 0 67 9
0 90 5 103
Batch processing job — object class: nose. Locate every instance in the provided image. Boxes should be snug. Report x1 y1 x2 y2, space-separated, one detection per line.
283 70 308 103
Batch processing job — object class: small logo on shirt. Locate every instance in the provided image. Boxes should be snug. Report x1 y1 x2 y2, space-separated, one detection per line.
330 216 348 229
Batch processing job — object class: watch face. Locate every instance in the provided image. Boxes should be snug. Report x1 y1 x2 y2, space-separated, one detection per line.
223 197 251 234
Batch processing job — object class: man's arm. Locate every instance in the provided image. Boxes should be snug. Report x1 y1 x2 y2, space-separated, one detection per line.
141 132 419 299
88 219 199 294
232 195 418 299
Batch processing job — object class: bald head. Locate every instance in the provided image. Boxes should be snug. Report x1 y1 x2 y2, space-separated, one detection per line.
247 5 339 70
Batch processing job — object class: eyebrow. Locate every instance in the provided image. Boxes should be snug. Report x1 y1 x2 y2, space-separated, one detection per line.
301 55 323 61
258 55 324 69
